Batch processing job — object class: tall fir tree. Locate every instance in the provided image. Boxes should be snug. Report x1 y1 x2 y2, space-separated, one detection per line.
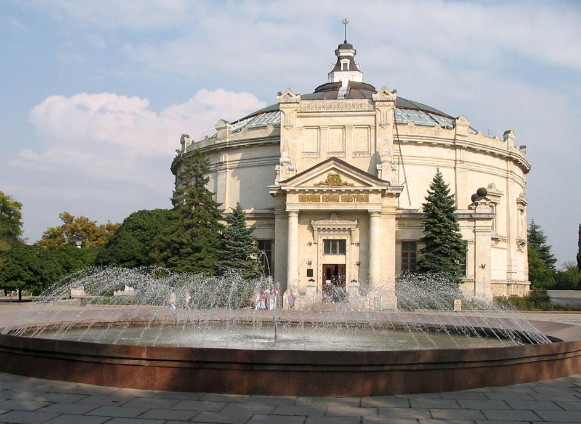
528 221 557 272
155 149 223 274
527 220 557 288
416 171 467 283
577 224 581 271
218 203 262 279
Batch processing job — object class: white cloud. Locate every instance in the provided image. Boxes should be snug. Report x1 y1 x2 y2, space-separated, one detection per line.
39 0 193 31
20 89 266 192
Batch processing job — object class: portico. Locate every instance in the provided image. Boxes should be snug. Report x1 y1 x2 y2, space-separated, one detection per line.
269 158 403 306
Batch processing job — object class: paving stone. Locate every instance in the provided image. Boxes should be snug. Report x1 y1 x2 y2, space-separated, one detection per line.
190 410 251 423
41 402 100 414
326 406 377 417
378 407 431 419
0 399 51 411
529 391 581 401
410 398 460 409
306 417 360 424
430 407 486 419
85 405 149 417
396 392 443 399
482 408 541 421
105 418 166 424
31 392 87 403
172 399 226 411
555 400 581 410
146 391 204 401
77 395 132 406
484 391 536 400
220 402 277 415
122 397 180 409
250 395 299 405
200 393 251 402
0 410 60 423
272 405 327 416
419 420 475 424
475 421 531 424
44 415 110 424
246 415 306 424
137 407 198 420
506 399 562 410
458 399 510 409
440 390 489 400
309 397 360 407
535 410 581 422
361 397 409 408
363 418 417 424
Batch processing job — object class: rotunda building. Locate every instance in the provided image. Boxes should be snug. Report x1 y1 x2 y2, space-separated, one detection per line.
171 39 530 305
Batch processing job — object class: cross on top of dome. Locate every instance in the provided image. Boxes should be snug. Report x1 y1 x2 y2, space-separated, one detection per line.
328 19 363 88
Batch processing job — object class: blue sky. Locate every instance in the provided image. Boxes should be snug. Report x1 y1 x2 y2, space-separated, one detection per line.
1 0 580 267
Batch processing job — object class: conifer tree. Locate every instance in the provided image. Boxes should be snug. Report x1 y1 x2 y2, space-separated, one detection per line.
218 203 262 279
416 171 467 284
156 149 223 274
527 220 557 272
527 220 557 288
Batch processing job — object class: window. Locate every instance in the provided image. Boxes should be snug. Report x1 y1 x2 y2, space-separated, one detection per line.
341 60 349 71
257 240 272 276
401 241 417 273
324 239 346 255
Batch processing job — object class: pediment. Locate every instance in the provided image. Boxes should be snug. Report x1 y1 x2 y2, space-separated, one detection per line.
279 158 388 191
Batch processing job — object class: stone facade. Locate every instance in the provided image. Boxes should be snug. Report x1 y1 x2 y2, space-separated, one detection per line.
171 40 530 305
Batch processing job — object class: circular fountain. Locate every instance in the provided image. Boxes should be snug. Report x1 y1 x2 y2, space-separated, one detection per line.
0 267 580 396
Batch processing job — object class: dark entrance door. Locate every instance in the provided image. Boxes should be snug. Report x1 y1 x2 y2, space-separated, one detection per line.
322 264 346 301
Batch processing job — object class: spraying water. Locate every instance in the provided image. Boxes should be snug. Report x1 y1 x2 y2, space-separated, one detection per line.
1 267 551 350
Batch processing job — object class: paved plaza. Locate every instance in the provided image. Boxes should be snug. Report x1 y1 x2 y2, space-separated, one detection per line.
1 301 580 423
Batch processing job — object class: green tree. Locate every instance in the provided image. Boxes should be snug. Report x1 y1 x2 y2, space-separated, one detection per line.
0 191 24 250
218 203 262 279
528 220 557 272
155 149 223 273
37 212 120 249
577 224 581 270
554 262 580 290
528 243 555 289
96 209 177 267
0 245 94 300
416 171 467 284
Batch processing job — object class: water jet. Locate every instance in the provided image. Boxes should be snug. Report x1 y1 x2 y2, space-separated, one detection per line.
1 267 580 396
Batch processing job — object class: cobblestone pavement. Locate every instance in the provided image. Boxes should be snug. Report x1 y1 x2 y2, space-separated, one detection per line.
0 372 580 423
1 302 580 423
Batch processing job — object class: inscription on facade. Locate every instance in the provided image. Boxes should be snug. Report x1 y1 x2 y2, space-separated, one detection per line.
299 193 369 203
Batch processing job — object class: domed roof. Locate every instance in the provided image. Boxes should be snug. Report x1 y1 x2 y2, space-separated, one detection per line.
225 39 470 134
228 87 457 134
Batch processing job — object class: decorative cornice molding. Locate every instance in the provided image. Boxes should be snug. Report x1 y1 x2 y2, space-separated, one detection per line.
298 101 373 112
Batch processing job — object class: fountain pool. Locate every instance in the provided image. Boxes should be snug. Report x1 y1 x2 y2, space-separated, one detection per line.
0 267 580 396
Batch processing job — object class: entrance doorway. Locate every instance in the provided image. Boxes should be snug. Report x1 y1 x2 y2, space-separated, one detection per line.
322 264 346 301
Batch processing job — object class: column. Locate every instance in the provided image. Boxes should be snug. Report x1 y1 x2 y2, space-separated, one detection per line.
368 211 381 285
287 210 299 288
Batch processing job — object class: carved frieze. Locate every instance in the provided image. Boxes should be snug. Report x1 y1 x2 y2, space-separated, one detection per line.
298 101 373 112
314 173 354 187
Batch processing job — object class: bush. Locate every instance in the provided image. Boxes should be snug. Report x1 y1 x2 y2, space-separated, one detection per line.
494 288 581 311
554 268 581 290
